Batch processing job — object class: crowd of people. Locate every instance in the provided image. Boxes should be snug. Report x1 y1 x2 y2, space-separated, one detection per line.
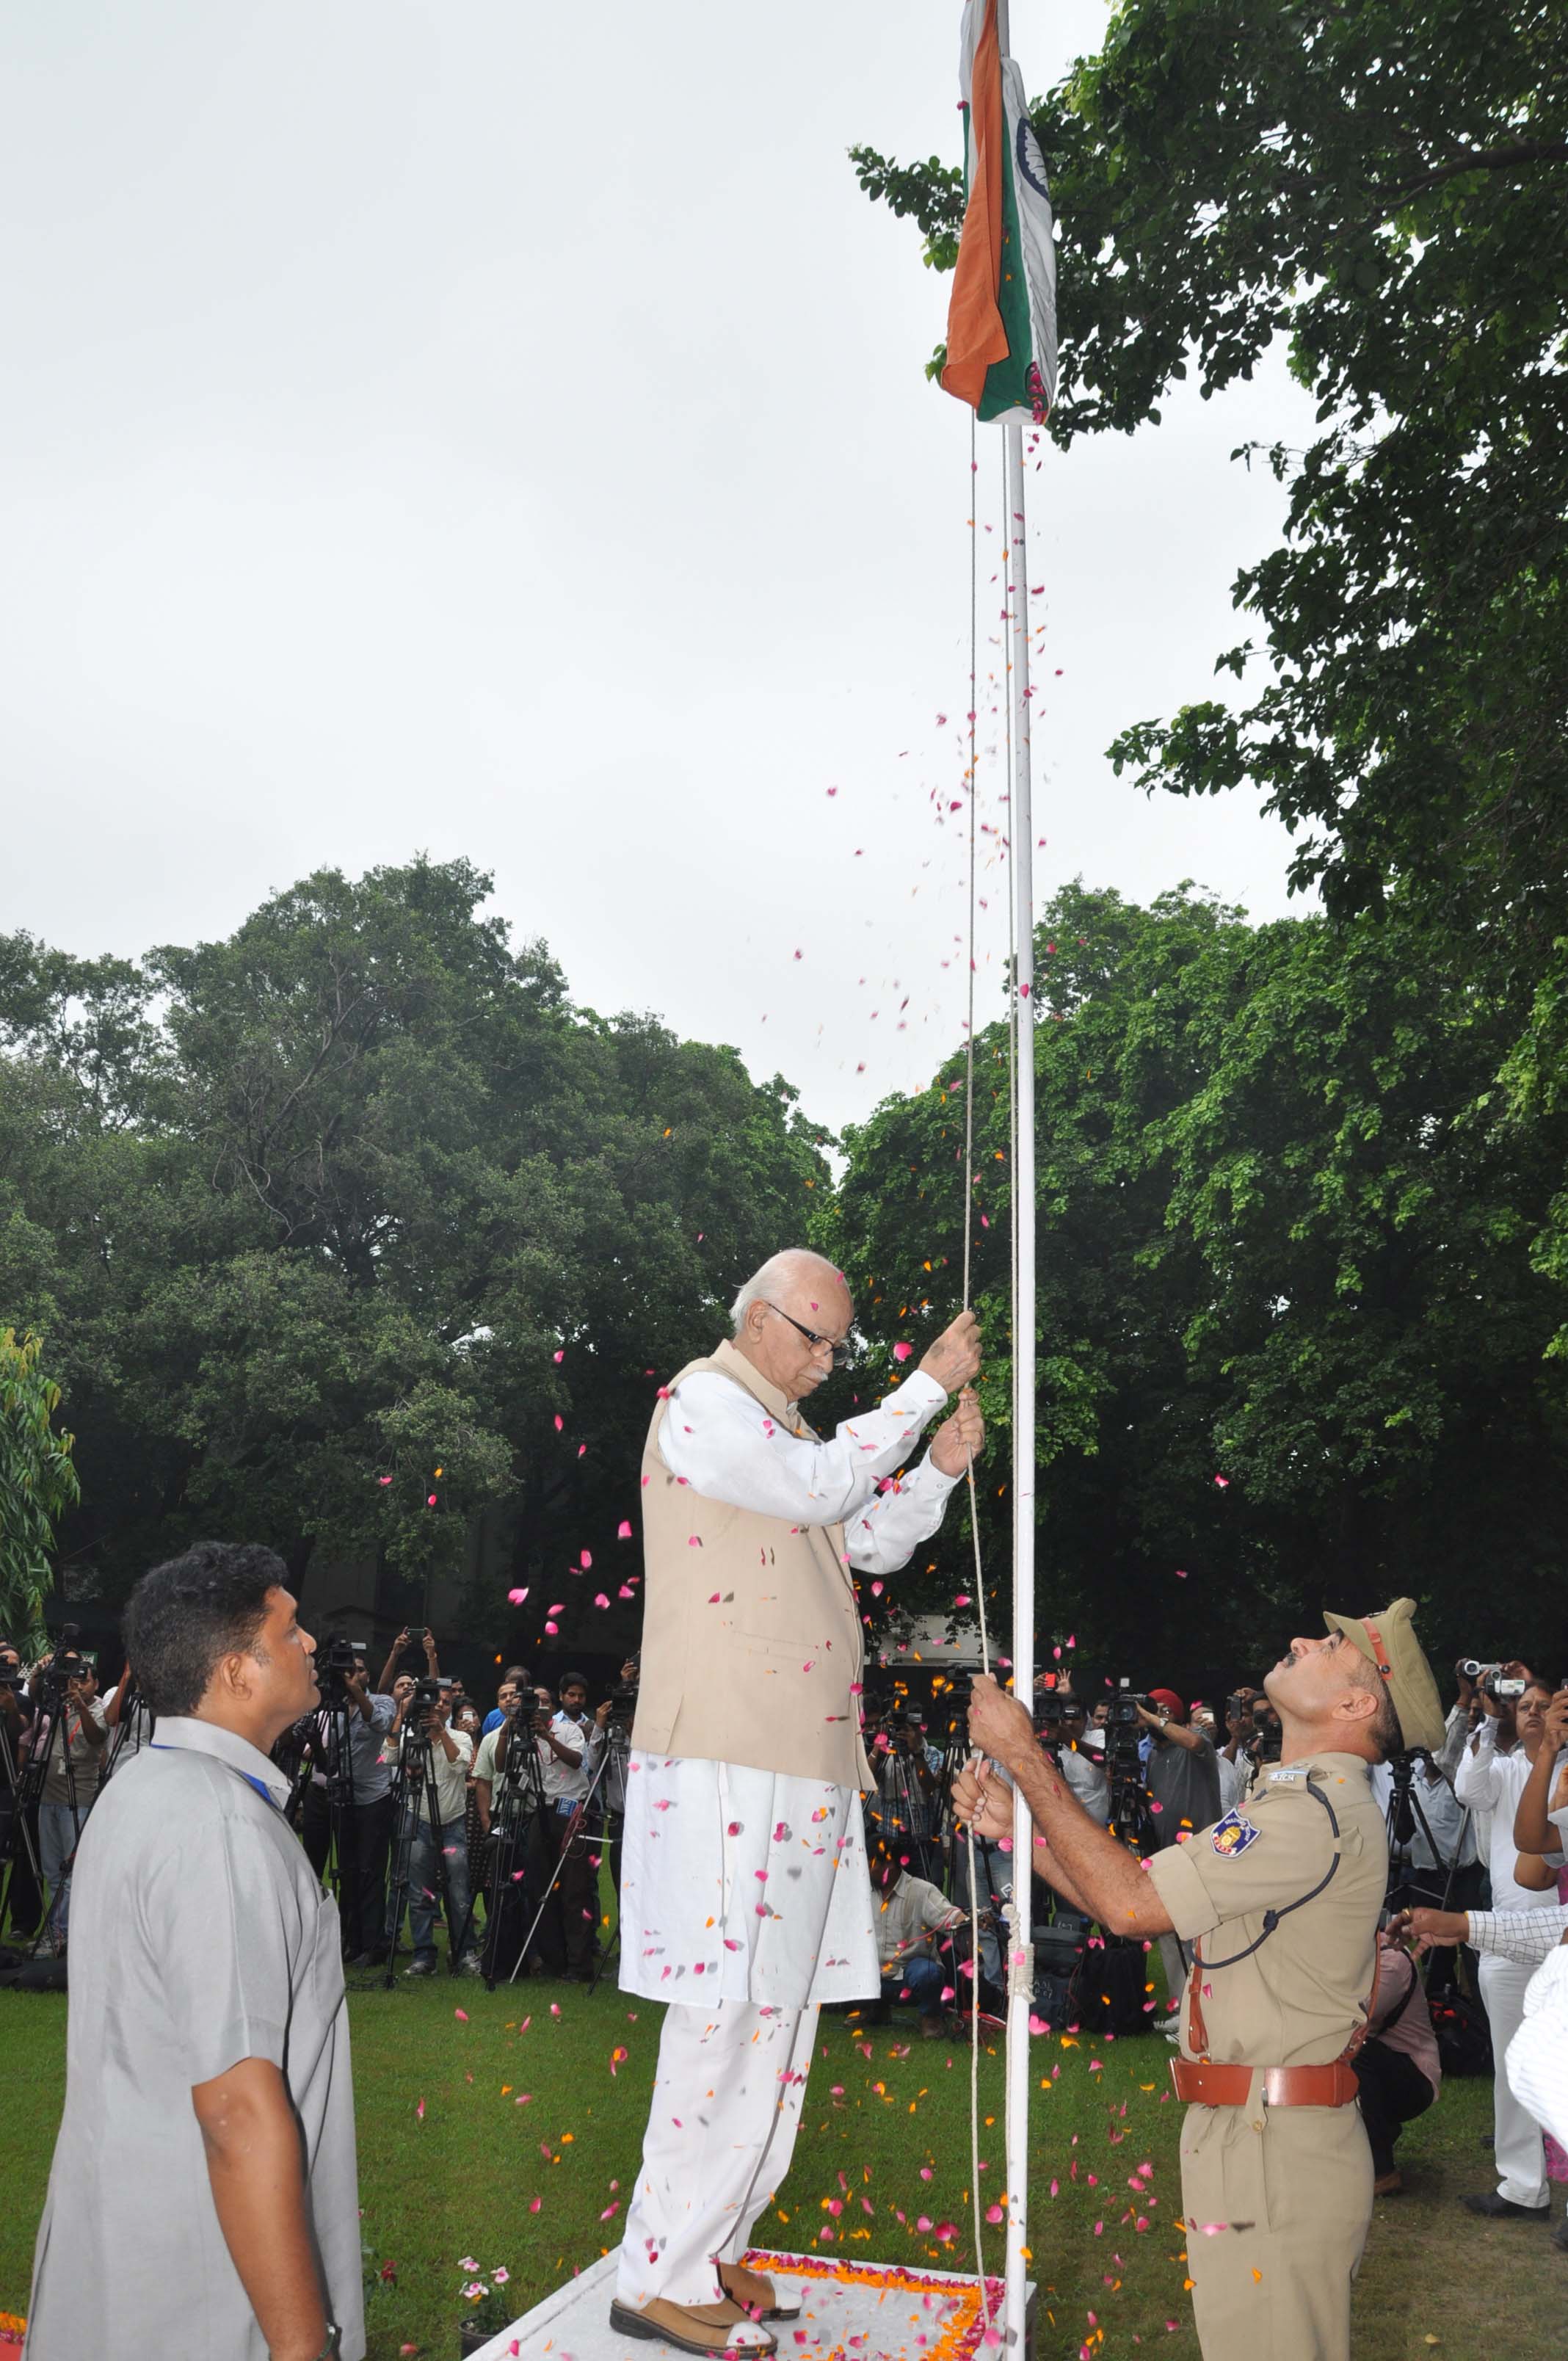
4 1244 1567 2361
6 1620 1567 2189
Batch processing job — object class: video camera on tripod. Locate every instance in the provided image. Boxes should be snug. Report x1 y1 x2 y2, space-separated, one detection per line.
1104 1680 1156 1850
606 1653 640 1738
34 1625 92 1702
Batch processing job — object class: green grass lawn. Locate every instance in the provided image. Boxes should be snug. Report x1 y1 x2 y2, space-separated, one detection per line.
3 1958 1560 2359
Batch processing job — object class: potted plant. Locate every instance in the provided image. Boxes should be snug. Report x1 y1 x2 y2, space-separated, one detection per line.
456 2263 514 2356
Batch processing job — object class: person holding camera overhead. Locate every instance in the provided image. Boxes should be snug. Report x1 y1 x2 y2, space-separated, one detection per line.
611 1249 983 2358
959 1599 1444 2361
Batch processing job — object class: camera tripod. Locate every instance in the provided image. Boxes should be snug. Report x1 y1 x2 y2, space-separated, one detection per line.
454 1712 550 1990
284 1689 365 1923
872 1733 939 1882
99 1675 154 1785
5 1673 98 1958
506 1722 618 1987
0 1706 46 1944
383 1721 467 1986
587 1716 634 1995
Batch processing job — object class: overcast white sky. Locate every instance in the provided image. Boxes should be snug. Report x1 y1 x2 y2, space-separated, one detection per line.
1 1 1318 1136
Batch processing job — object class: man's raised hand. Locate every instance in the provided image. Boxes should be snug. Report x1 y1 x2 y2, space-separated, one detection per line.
967 1672 1035 1774
929 1387 984 1476
951 1759 1015 1845
920 1308 981 1395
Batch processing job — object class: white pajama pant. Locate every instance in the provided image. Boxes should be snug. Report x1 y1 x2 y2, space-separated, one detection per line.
1479 1952 1547 2207
617 1998 819 2307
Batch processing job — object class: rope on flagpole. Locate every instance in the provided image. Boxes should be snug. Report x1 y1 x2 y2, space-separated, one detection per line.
959 405 995 2341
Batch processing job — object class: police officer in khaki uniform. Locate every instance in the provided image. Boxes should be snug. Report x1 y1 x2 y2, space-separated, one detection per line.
960 1599 1445 2361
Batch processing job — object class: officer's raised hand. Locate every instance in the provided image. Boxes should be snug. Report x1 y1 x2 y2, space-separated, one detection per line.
951 1758 1015 1844
967 1672 1034 1774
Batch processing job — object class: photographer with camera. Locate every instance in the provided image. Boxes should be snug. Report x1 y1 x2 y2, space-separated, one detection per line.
1452 1666 1567 2224
1034 1682 1109 1827
542 1671 606 1981
1134 1687 1222 2036
31 1641 109 1952
872 1708 942 1882
0 1637 41 1937
393 1677 481 1977
330 1652 397 1966
482 1663 532 1738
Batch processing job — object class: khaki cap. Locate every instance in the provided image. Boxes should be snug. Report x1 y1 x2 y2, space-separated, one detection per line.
1324 1598 1446 1753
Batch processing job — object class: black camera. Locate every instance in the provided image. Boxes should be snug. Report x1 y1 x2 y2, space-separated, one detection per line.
37 1624 90 1697
400 1675 445 1744
315 1635 361 1702
1254 1718 1284 1764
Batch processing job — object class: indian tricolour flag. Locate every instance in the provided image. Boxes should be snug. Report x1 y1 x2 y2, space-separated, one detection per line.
941 0 1058 424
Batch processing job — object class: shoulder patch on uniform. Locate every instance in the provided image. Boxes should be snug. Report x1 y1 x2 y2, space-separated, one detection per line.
1211 1807 1262 1857
1266 1766 1307 1783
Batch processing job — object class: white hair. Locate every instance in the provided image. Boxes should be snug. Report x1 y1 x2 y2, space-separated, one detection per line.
729 1249 847 1337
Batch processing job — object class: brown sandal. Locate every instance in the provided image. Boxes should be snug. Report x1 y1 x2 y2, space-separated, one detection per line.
719 2261 802 2321
608 2295 778 2357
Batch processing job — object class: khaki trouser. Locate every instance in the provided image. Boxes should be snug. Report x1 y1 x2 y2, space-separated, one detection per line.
1180 2097 1373 2361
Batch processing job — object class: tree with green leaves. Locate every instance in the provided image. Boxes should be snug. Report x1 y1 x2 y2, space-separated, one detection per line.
0 859 830 1663
854 0 1568 937
0 1328 79 1645
818 883 1568 1690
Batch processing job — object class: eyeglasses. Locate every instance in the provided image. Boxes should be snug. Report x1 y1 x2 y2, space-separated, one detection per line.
763 1302 855 1369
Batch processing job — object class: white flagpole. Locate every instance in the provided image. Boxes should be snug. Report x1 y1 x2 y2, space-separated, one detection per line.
995 15 1037 2351
1001 405 1037 2354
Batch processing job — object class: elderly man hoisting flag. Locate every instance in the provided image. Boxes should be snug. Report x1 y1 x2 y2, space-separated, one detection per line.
609 1250 984 2358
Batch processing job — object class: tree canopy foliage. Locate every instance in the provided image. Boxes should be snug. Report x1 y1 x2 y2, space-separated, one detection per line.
0 1328 79 1644
817 883 1568 1690
0 859 829 1655
852 0 1568 934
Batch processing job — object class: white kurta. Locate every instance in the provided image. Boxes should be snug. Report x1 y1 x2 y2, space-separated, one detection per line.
619 1364 957 2011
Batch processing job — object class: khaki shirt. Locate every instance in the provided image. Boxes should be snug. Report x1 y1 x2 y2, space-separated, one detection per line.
1146 1752 1387 2069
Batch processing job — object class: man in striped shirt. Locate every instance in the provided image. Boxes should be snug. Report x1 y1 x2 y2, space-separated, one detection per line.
1401 1901 1568 2249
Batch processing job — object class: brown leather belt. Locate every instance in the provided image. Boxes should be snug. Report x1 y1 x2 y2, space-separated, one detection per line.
1170 2058 1361 2108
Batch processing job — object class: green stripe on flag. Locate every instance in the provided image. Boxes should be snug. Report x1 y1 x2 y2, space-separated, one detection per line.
977 128 1034 422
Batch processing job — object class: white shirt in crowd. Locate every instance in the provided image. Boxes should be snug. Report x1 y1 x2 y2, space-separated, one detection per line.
411 1725 472 1827
1455 1725 1567 1910
1056 1742 1110 1827
547 1710 601 1804
657 1366 959 1570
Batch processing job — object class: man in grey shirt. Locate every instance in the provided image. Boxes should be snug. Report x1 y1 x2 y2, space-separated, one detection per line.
25 1542 363 2361
1138 1685 1222 2034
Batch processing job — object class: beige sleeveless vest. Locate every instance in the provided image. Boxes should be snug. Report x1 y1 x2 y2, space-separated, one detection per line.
629 1339 875 1790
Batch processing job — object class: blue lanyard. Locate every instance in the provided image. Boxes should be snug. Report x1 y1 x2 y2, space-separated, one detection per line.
150 1741 278 1810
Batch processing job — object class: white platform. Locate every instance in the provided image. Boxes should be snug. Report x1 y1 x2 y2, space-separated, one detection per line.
470 2246 1031 2360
